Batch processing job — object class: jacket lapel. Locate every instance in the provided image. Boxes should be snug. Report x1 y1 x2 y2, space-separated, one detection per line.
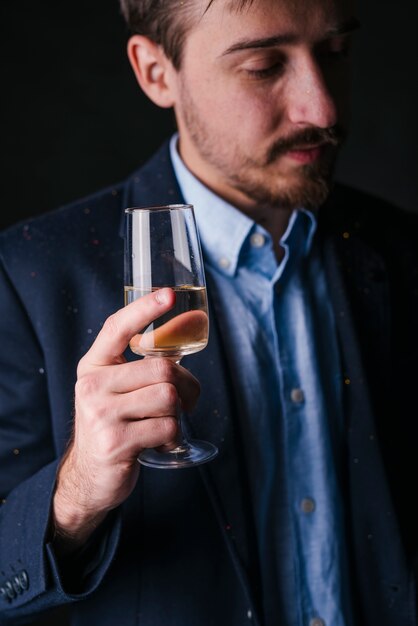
122 143 261 621
184 288 262 622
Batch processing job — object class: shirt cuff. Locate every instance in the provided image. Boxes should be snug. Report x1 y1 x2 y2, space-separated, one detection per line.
46 509 121 597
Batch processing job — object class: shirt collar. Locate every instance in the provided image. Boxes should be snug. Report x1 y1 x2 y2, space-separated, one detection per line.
169 133 317 277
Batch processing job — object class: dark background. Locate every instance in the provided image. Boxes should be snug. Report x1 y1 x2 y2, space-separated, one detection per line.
0 1 417 625
1 0 417 235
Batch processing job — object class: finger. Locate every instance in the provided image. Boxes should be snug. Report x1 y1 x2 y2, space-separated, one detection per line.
104 376 199 422
94 358 200 410
76 377 181 424
80 288 176 369
117 382 181 420
125 416 180 452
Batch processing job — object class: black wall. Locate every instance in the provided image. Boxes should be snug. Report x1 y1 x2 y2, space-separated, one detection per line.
1 0 417 233
1 0 175 232
336 0 418 214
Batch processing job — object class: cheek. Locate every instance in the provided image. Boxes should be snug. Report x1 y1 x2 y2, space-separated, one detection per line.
183 62 285 145
213 87 283 141
234 95 286 148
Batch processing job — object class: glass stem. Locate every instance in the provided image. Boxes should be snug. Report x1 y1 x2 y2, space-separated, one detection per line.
167 357 189 455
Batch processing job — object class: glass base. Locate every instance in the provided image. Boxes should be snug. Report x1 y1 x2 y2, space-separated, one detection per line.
137 439 218 469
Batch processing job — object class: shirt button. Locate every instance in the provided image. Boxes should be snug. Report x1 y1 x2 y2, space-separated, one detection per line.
290 388 305 403
309 619 326 626
250 232 265 248
218 257 230 269
301 498 316 514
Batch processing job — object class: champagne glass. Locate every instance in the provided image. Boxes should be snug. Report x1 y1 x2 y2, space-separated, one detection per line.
124 204 218 468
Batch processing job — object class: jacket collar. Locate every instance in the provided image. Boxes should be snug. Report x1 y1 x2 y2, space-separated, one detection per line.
119 141 183 238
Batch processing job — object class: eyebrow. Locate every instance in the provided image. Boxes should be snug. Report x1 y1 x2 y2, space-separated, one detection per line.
221 16 361 56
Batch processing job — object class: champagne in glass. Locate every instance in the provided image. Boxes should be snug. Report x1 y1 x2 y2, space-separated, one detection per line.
124 285 209 357
124 204 218 468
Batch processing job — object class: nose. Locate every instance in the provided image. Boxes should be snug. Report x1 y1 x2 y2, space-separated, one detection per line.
286 55 339 129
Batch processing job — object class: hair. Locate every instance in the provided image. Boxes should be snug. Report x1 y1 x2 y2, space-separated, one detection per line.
119 0 256 69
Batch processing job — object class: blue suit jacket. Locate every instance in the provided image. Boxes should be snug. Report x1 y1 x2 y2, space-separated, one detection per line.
0 143 417 626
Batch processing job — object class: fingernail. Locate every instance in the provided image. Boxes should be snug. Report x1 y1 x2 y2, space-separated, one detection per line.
155 288 170 305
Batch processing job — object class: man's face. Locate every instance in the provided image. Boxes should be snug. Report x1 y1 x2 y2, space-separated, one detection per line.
170 0 357 212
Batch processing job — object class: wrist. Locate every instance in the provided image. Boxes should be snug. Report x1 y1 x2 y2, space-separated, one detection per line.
52 453 108 555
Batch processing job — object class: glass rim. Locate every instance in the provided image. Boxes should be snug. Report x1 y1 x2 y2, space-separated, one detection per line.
125 204 194 214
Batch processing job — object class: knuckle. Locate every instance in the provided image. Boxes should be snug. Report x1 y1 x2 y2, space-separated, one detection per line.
102 313 120 339
75 376 116 425
76 356 87 378
159 417 178 441
159 382 179 407
152 357 176 382
75 373 100 398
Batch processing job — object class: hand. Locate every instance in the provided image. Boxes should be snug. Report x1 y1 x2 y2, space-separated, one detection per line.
52 288 200 552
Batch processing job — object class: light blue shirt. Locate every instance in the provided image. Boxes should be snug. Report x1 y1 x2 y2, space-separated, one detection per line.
170 135 353 626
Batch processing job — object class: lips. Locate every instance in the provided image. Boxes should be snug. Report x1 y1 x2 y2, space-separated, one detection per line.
286 144 326 164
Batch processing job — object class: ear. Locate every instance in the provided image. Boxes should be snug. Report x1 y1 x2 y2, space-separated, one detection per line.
127 35 175 109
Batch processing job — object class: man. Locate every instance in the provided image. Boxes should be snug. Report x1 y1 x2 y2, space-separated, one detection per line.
0 0 417 624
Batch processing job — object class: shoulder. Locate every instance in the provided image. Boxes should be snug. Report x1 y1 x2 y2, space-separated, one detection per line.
0 181 124 252
0 139 173 244
320 183 418 248
0 140 177 296
0 184 124 308
0 183 120 260
318 185 418 305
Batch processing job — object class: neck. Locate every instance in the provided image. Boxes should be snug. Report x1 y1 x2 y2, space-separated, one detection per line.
174 134 294 260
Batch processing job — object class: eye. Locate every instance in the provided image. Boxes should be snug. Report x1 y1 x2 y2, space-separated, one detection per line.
243 57 285 80
245 63 284 79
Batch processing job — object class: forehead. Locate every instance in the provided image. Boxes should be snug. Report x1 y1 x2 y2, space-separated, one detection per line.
189 0 355 44
210 0 354 16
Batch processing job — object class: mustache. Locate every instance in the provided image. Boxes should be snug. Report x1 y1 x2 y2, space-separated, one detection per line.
265 125 346 165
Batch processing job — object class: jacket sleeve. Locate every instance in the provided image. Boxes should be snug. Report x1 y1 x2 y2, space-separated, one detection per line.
0 255 121 623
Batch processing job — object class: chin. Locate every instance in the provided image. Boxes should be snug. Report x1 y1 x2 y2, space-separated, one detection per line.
281 173 332 210
232 166 334 211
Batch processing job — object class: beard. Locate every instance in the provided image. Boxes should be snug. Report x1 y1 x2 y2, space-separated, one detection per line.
242 125 345 209
180 85 346 211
